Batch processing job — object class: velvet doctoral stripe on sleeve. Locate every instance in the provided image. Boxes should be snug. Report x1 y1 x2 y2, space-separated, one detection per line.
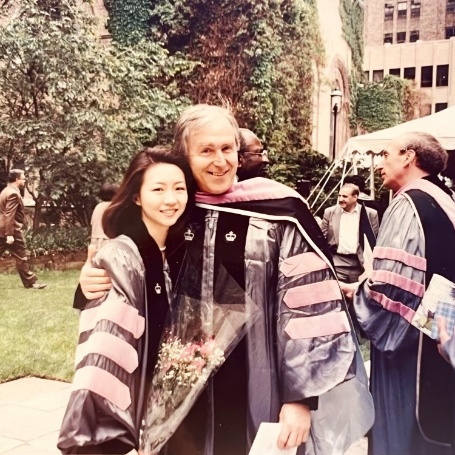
58 237 147 455
195 178 374 455
354 178 455 454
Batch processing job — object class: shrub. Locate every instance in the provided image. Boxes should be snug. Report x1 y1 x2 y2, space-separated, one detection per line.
23 226 90 256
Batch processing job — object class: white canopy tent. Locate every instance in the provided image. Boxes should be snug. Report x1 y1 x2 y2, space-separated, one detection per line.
343 105 455 157
309 106 455 210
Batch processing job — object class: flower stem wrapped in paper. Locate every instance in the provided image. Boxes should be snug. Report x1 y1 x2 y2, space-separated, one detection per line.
140 265 260 454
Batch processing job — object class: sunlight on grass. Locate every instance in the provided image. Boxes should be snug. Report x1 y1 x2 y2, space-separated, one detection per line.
0 270 81 383
0 269 371 383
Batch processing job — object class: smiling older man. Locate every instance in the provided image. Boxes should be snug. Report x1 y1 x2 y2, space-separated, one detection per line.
157 104 373 455
75 105 373 455
346 132 455 455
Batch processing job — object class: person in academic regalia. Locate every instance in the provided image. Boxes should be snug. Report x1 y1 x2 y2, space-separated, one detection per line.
342 131 455 455
159 104 373 455
76 105 374 455
58 147 193 454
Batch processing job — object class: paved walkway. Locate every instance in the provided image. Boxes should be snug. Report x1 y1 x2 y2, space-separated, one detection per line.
0 377 70 454
0 377 367 454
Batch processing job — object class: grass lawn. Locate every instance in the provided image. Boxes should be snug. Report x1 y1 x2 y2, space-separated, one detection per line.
0 269 80 383
0 268 371 384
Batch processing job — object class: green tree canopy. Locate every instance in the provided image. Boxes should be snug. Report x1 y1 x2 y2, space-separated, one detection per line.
0 0 192 228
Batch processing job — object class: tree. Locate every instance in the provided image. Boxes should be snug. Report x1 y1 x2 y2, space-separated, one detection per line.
0 0 192 229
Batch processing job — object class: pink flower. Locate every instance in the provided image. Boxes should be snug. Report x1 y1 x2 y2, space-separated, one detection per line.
191 358 205 373
200 340 216 357
179 343 199 360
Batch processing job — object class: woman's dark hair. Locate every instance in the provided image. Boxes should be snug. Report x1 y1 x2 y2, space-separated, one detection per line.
102 146 194 239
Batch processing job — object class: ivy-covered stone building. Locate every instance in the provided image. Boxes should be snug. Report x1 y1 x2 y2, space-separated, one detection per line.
90 0 359 161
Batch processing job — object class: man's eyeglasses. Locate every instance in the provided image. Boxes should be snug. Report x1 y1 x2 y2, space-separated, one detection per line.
245 149 268 157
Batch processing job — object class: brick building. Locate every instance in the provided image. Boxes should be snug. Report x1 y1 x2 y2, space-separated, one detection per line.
363 0 455 114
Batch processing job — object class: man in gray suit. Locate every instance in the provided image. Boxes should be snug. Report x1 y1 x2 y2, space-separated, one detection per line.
321 183 379 283
0 169 46 289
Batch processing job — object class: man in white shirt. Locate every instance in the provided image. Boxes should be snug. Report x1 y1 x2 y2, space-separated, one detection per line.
321 183 379 283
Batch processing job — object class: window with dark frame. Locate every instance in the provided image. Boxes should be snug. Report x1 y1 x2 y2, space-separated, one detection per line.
373 70 384 82
404 67 416 79
448 0 455 13
410 30 419 42
411 0 421 17
398 1 407 17
384 33 393 44
385 3 394 19
435 103 448 113
446 26 455 38
389 68 401 76
397 31 407 43
421 66 433 87
436 65 449 86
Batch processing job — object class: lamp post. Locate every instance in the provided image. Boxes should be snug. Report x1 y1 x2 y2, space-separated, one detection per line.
330 88 342 160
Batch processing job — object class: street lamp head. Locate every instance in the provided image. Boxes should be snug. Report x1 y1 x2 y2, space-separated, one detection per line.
331 88 342 111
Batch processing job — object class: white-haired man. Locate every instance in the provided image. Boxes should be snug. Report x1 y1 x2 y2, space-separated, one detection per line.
74 105 373 455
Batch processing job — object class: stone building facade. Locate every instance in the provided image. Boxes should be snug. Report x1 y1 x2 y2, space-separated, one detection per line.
363 0 455 113
0 0 109 37
88 0 110 39
312 0 353 160
87 0 355 161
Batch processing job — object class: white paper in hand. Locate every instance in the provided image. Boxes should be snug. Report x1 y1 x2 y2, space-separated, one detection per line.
248 422 298 455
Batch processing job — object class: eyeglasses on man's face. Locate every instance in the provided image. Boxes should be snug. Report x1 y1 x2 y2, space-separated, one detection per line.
245 149 268 157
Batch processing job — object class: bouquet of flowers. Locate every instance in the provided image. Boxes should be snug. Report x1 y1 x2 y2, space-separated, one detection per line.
140 265 259 454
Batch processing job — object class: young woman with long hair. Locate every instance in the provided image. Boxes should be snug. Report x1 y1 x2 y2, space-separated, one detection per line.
58 146 194 454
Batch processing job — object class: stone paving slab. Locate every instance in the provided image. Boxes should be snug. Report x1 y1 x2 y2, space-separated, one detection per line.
1 444 60 454
19 387 72 412
0 404 63 442
0 378 70 454
0 436 23 454
0 378 70 406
